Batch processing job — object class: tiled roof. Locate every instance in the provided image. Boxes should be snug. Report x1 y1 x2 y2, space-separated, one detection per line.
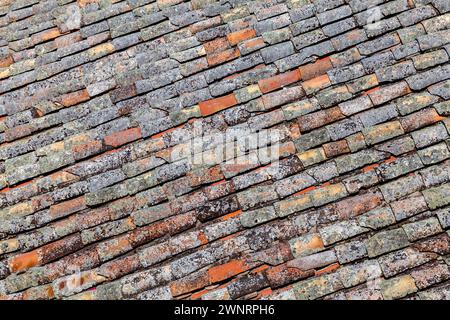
0 0 449 300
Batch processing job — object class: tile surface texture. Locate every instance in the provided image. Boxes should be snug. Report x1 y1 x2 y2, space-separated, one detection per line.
0 0 449 300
